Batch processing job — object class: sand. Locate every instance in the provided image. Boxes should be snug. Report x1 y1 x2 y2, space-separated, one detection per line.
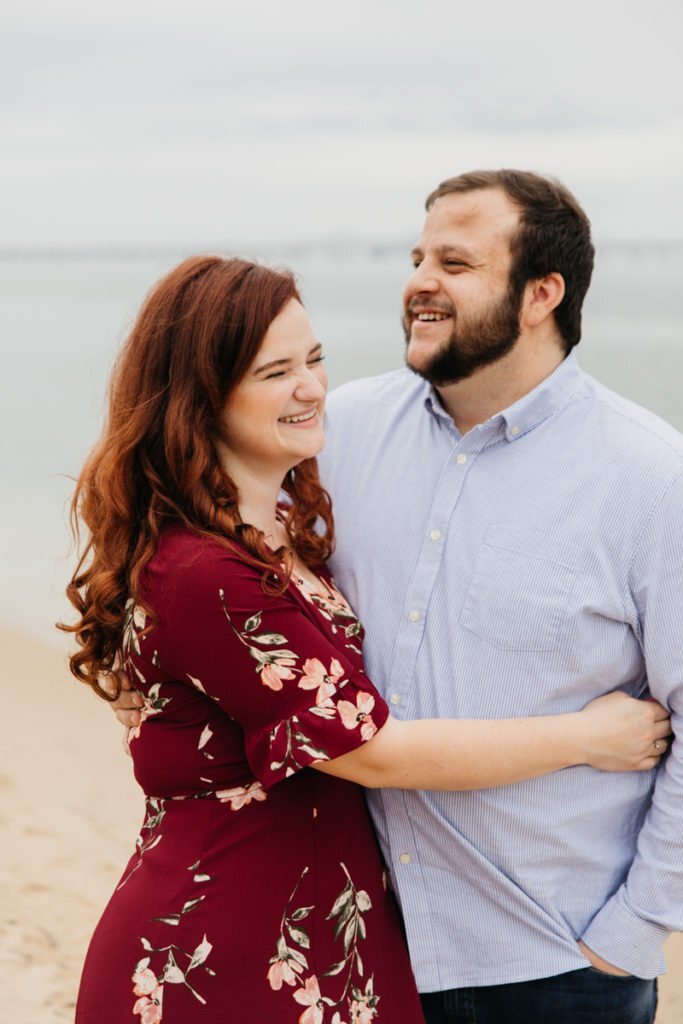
1 625 681 1022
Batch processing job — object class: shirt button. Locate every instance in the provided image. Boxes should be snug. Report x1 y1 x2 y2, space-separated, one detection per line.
390 694 401 705
408 610 421 622
510 425 520 436
399 853 411 864
456 453 468 464
430 529 442 541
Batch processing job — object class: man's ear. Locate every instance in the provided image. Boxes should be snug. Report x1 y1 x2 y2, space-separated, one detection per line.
522 273 565 328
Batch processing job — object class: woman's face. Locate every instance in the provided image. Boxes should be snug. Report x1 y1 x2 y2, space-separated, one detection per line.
217 298 328 480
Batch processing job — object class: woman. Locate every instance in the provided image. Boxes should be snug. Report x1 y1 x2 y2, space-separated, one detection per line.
62 256 668 1024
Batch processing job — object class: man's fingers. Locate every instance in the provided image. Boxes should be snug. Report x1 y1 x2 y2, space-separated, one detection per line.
653 719 672 739
99 672 121 699
113 668 137 693
109 670 144 711
121 728 133 757
113 694 144 711
115 709 142 728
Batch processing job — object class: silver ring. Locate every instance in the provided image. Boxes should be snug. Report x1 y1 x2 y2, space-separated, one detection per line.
654 740 662 751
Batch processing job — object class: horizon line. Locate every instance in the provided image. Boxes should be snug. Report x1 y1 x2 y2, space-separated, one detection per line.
1 238 683 261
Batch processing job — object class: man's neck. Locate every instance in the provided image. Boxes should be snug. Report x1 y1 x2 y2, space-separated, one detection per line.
435 336 566 436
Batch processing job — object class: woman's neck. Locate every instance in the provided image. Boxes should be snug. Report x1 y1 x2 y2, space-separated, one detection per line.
218 454 287 545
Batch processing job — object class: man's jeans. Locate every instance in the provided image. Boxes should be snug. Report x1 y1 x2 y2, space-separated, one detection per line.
420 968 657 1024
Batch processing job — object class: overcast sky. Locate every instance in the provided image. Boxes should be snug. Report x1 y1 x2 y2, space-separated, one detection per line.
2 0 682 247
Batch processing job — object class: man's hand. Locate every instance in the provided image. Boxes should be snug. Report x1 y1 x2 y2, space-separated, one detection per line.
101 669 144 728
577 939 631 977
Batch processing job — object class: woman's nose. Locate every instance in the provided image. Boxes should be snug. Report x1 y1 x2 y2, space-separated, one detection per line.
296 366 327 399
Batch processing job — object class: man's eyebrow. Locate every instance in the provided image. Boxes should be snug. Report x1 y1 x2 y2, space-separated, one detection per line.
253 342 322 376
411 244 479 263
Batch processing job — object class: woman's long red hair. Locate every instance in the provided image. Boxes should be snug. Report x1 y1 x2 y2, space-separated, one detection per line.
59 256 334 698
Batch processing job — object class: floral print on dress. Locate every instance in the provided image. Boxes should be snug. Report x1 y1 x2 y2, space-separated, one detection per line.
337 692 378 742
215 781 267 810
293 574 365 657
77 531 425 1023
122 599 171 744
117 797 167 891
267 864 380 1023
130 859 216 1020
219 594 379 779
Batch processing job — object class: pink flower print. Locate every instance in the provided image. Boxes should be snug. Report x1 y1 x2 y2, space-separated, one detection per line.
133 983 163 1024
293 974 324 1024
132 967 159 996
337 691 377 741
267 955 304 991
261 658 297 690
350 999 377 1024
216 781 267 811
299 658 345 704
321 583 354 616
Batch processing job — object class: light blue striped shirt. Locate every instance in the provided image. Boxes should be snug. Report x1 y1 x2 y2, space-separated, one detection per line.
319 353 683 990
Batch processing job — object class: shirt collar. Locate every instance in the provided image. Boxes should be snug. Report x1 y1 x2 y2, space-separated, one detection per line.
423 352 586 442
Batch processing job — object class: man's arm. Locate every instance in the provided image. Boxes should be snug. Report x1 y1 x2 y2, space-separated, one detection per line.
580 468 683 978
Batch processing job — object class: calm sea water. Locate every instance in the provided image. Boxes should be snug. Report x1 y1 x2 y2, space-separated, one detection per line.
1 243 681 641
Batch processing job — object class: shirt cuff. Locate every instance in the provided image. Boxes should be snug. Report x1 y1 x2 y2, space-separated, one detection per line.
581 889 669 978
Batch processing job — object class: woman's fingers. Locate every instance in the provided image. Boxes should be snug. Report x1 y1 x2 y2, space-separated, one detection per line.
652 719 672 740
647 700 671 722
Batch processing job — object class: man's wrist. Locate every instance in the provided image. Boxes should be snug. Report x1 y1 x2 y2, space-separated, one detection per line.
577 939 630 977
581 893 667 978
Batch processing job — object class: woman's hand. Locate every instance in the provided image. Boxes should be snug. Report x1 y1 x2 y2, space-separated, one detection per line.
577 692 670 772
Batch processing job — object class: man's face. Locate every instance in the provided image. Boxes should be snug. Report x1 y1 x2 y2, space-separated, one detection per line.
402 188 525 386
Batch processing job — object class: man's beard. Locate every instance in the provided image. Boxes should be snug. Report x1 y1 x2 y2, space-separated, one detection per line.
404 282 524 387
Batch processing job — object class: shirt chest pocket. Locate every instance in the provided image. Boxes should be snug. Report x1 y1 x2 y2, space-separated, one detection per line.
459 525 579 652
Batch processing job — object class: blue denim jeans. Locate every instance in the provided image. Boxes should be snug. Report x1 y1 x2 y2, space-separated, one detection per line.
420 968 657 1024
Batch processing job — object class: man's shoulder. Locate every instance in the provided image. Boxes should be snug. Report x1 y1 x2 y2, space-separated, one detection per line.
327 367 425 419
582 375 683 470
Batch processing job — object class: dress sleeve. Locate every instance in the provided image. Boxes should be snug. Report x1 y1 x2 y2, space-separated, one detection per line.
141 537 389 789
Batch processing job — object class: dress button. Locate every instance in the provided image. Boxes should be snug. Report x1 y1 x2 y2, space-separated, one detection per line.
430 529 441 541
390 694 401 705
510 425 520 436
456 453 468 464
399 853 411 864
408 610 421 622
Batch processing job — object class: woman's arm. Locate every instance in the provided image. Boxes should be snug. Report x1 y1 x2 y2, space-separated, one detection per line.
315 692 670 789
111 538 670 791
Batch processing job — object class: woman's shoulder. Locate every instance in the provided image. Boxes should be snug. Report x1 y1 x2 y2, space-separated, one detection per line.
146 525 262 594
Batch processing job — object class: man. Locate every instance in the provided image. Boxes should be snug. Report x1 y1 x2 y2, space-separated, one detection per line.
316 171 683 1023
115 171 683 1023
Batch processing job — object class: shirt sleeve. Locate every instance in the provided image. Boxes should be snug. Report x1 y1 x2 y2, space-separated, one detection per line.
142 537 389 790
581 467 683 977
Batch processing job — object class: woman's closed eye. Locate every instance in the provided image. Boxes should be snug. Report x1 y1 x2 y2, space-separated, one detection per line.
265 355 325 380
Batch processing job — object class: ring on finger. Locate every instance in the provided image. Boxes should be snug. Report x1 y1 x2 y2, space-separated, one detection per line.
654 740 662 752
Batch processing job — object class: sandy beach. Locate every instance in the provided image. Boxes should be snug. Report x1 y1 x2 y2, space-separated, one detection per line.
1 625 681 1022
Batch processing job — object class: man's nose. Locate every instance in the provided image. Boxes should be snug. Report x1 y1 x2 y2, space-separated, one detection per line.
406 261 440 296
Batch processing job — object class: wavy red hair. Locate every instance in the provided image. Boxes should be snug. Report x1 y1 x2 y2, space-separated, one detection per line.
59 256 334 698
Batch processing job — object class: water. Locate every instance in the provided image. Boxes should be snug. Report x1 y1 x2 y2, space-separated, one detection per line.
1 243 681 642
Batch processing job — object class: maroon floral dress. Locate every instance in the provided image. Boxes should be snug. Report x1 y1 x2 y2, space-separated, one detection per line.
76 526 426 1024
